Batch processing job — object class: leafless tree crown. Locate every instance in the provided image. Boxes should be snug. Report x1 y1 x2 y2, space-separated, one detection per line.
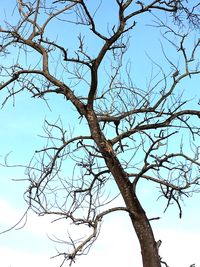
0 1 200 267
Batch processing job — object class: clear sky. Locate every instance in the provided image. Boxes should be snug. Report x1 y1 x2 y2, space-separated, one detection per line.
0 1 200 267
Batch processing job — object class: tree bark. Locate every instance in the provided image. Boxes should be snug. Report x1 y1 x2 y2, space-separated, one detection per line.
129 196 161 267
106 156 161 267
86 109 161 267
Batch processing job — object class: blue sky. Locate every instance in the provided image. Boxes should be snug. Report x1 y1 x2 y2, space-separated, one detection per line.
0 1 200 267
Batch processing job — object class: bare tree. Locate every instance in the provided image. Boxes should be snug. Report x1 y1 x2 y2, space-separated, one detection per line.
0 1 200 267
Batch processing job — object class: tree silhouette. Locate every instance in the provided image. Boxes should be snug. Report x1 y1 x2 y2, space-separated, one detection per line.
0 1 200 267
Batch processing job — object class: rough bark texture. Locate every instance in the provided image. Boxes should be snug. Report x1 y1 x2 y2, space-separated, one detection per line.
86 107 161 267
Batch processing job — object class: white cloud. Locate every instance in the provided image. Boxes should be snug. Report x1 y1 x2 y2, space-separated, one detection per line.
0 246 60 267
156 228 200 267
0 198 24 227
0 197 200 267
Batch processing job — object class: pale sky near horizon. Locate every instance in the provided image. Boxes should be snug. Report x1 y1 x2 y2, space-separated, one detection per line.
0 194 200 267
0 1 200 267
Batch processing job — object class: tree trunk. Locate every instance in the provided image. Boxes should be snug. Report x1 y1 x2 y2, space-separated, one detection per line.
86 109 161 267
129 197 161 267
106 156 161 267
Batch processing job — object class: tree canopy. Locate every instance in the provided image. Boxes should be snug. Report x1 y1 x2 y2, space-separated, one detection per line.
0 1 200 267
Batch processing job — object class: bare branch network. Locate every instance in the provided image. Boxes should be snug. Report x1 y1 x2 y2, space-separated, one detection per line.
0 1 200 267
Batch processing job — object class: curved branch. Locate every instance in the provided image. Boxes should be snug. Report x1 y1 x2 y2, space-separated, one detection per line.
52 206 130 266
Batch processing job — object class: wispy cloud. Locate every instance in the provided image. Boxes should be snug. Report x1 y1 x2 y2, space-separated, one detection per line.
0 246 60 267
0 197 200 267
